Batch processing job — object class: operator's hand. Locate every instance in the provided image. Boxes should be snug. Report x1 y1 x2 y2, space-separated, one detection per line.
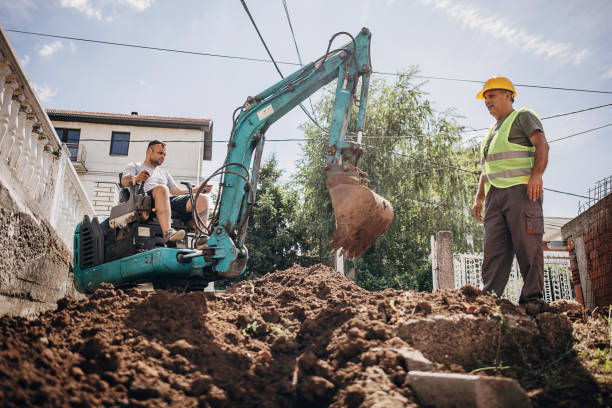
526 174 543 201
203 184 213 194
471 198 484 221
134 170 150 184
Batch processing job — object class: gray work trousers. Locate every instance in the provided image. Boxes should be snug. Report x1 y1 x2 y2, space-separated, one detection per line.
481 184 544 302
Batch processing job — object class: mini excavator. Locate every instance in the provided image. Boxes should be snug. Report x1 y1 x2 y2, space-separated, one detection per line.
73 28 394 293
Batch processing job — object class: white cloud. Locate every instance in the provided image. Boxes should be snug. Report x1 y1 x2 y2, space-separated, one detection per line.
124 0 152 12
69 41 77 52
39 41 64 57
602 67 612 79
31 82 58 103
139 80 152 90
418 0 591 64
60 0 102 20
19 54 30 67
59 0 152 20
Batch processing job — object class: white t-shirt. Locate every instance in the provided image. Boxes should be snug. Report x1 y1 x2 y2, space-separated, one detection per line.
122 162 177 193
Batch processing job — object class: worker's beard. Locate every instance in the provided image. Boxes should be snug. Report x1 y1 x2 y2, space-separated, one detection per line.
150 157 164 167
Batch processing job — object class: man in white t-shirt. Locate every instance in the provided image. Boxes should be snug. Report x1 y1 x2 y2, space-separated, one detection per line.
121 140 211 244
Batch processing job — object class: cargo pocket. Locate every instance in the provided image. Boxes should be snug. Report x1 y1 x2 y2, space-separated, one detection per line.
525 211 544 235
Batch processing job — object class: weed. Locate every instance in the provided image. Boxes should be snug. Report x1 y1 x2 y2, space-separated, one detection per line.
242 320 258 336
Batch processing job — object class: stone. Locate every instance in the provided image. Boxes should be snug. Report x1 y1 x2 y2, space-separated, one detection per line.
406 371 531 408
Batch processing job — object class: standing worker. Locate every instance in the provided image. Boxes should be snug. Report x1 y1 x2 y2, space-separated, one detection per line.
471 76 550 305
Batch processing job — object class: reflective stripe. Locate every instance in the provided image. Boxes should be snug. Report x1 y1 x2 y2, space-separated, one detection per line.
485 150 534 162
487 167 532 181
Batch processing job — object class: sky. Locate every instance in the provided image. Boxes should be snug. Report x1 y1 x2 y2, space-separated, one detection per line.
1 0 611 220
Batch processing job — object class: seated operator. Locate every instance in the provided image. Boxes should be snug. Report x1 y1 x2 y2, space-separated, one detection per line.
120 140 211 244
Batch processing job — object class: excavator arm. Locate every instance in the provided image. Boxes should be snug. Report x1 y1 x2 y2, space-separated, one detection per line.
206 27 393 278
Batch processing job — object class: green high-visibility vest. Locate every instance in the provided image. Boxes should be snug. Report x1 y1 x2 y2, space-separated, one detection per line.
480 108 538 196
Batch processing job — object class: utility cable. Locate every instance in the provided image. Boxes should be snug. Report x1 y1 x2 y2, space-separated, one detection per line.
239 0 327 133
281 0 317 118
239 0 284 78
7 28 612 95
359 143 590 199
463 103 612 133
5 28 296 65
548 122 612 143
373 71 612 95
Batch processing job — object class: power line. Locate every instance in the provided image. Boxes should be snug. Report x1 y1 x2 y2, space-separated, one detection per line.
360 143 590 199
463 103 612 133
5 28 295 65
282 0 304 66
239 1 327 133
7 28 612 95
240 0 284 78
374 71 612 95
548 122 612 143
281 0 317 119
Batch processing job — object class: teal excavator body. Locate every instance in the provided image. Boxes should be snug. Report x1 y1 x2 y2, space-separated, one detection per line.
73 28 394 293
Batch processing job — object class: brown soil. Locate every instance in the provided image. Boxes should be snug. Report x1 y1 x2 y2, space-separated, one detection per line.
0 264 610 407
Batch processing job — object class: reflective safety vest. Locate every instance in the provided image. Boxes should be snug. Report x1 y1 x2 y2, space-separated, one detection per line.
480 108 538 196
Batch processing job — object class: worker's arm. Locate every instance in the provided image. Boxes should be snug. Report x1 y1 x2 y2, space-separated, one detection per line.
526 130 549 201
120 170 150 187
471 173 486 221
170 184 213 196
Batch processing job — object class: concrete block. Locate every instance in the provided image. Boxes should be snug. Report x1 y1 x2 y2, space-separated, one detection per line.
406 371 531 408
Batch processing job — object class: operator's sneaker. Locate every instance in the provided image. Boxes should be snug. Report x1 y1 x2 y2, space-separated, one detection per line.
195 235 209 250
164 228 185 243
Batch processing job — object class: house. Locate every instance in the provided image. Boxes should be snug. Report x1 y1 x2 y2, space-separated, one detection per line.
47 109 213 217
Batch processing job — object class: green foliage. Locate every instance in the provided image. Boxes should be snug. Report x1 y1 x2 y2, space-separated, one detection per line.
294 70 482 291
243 155 304 278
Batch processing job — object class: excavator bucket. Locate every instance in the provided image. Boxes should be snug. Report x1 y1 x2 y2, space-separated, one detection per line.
326 164 394 258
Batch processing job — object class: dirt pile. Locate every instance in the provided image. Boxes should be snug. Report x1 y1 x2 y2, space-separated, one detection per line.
0 264 610 407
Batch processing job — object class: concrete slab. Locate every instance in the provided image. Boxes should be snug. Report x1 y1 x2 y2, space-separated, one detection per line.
406 371 531 408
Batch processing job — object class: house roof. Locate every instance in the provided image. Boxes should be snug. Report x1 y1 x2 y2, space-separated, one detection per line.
47 109 212 130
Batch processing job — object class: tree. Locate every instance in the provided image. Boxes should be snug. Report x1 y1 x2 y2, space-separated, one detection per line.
242 154 302 278
294 71 483 291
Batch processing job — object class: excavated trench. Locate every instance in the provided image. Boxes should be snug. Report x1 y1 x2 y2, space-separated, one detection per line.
0 264 609 407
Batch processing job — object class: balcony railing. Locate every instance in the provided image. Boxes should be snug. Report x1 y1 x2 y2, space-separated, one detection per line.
63 142 87 174
0 26 95 250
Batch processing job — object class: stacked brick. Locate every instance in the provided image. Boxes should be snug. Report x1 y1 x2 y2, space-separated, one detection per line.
92 181 118 218
586 194 612 308
564 193 612 309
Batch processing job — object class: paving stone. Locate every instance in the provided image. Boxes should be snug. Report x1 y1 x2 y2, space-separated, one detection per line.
406 371 531 408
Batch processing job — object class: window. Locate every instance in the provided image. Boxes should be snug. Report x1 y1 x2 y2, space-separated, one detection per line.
110 132 130 156
55 128 81 161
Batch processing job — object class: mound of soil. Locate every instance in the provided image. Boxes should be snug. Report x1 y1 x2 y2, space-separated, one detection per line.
0 264 610 407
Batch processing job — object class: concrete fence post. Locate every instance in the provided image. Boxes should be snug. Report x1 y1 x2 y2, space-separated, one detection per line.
435 231 455 290
335 249 344 275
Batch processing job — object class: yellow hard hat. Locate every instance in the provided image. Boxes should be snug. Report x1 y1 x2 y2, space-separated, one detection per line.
476 76 517 99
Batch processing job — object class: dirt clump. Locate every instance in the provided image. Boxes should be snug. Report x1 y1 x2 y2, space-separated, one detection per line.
0 264 610 407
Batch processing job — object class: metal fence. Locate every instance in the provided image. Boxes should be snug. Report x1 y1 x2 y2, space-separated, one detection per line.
453 251 575 304
578 175 612 214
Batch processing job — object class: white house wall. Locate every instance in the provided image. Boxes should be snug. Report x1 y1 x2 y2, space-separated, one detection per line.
51 120 206 218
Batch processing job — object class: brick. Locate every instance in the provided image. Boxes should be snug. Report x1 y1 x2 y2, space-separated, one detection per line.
406 371 531 408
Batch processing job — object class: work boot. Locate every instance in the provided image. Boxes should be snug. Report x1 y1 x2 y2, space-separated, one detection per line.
195 235 209 250
164 228 185 243
519 298 549 315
